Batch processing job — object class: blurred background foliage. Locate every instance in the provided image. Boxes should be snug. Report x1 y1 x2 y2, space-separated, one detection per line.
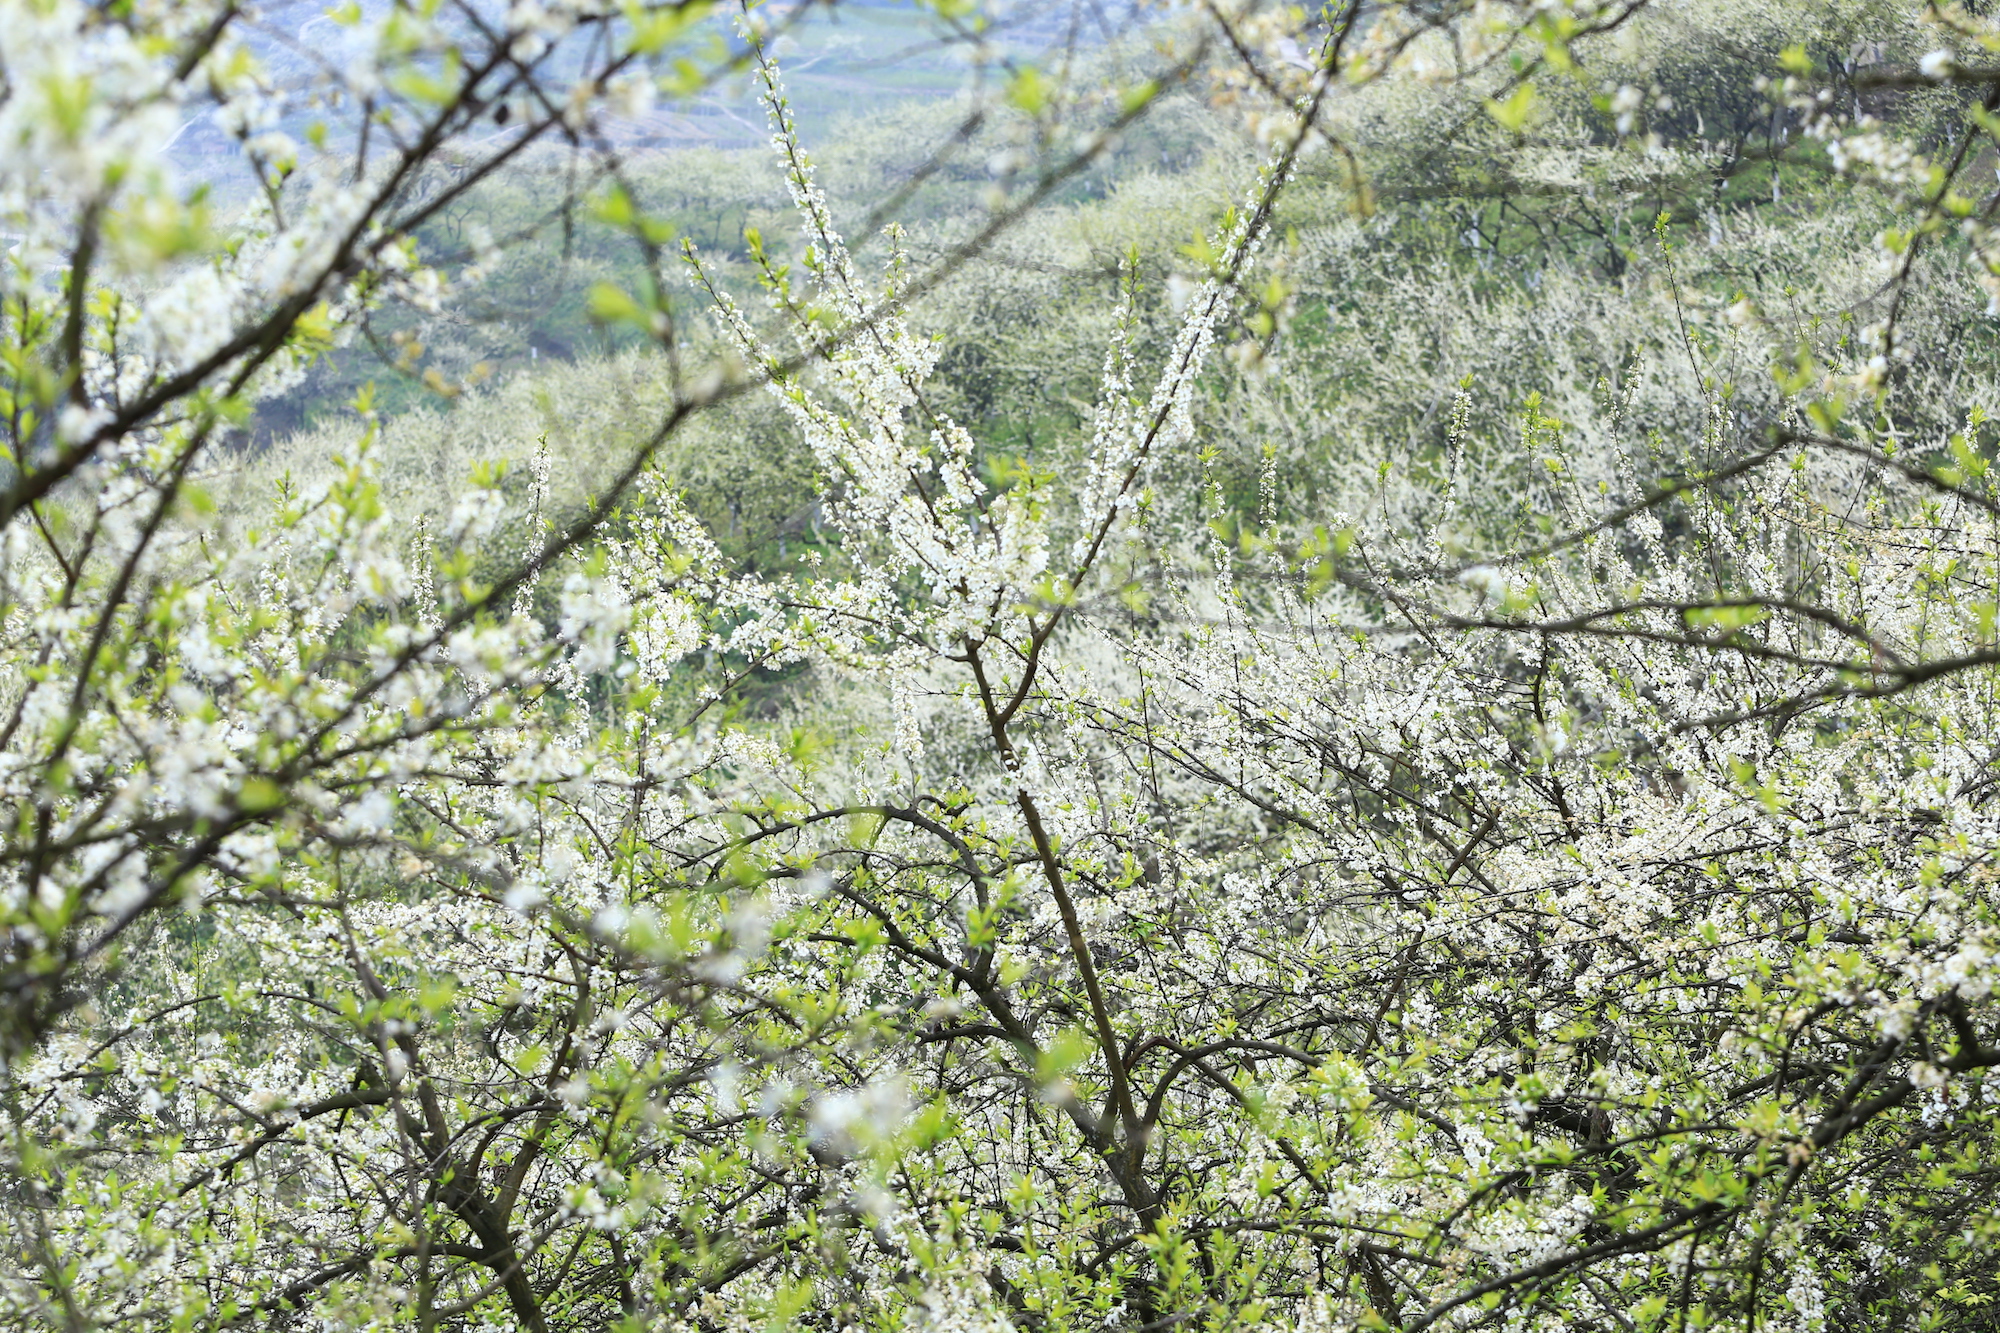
242 0 1998 666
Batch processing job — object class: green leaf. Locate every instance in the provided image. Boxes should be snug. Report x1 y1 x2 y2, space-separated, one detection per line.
1685 603 1768 631
1006 66 1053 116
587 282 645 326
236 777 286 815
1035 1027 1095 1086
1119 79 1159 115
625 0 714 55
417 976 458 1015
1486 83 1542 134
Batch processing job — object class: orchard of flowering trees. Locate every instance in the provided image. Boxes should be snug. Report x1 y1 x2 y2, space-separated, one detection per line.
6 0 2000 1328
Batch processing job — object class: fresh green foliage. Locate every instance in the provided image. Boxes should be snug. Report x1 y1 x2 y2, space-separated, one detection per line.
6 2 2000 1331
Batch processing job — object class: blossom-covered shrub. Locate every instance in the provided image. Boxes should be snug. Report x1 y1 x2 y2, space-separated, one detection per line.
8 0 2000 1329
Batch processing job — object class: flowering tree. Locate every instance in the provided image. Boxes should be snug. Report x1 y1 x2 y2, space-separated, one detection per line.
8 0 2000 1329
0 0 1210 1323
641 14 2000 1326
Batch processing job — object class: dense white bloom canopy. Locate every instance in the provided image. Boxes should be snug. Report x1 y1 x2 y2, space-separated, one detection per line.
5 0 2000 1330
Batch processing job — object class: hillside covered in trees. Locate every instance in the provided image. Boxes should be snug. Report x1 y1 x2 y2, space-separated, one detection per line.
5 1 2000 1329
